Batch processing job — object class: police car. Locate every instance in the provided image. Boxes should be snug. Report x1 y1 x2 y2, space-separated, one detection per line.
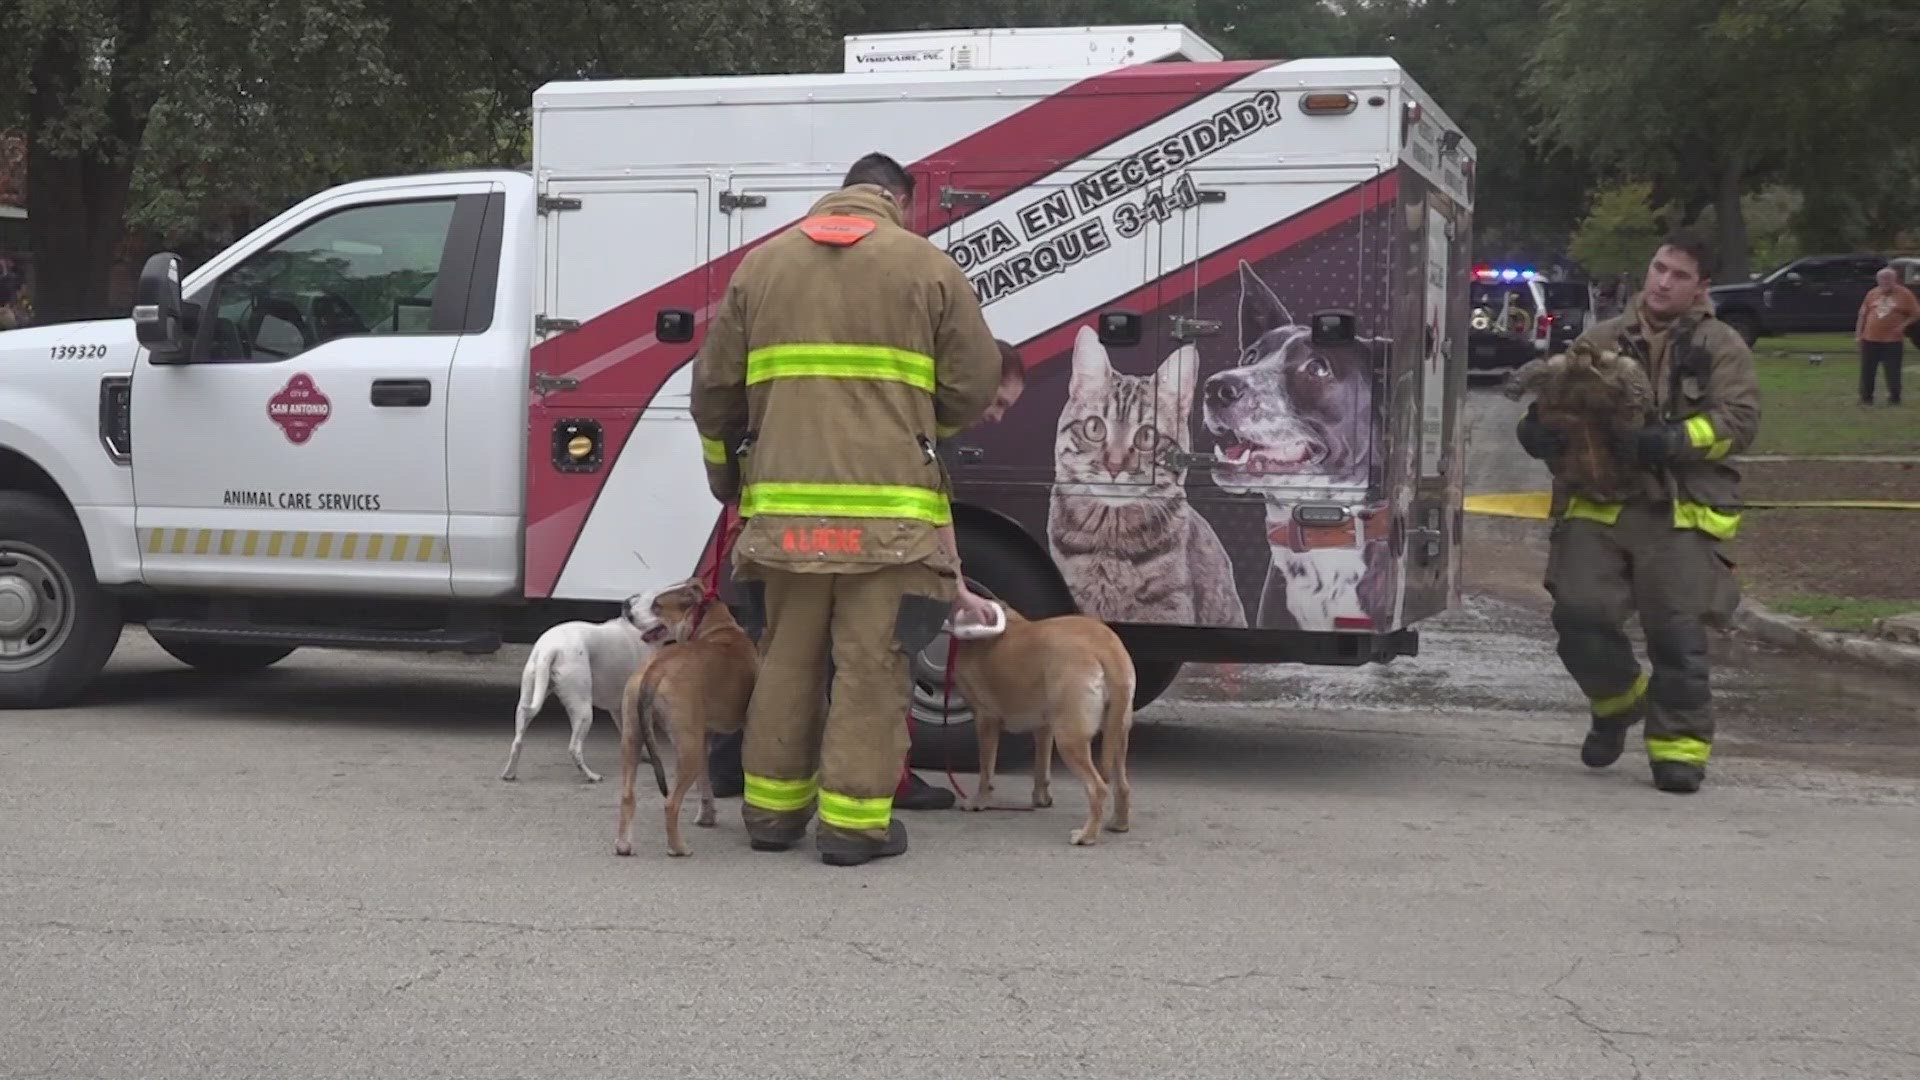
1468 266 1594 373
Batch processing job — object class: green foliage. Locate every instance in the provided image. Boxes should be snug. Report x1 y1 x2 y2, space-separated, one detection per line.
1571 183 1802 280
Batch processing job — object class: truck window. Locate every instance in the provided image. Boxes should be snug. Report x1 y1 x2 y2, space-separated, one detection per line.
203 197 459 363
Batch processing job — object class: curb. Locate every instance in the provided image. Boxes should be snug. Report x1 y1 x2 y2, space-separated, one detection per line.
1730 600 1920 680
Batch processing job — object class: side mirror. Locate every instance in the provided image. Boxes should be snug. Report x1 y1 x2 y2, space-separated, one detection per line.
1097 311 1141 348
133 252 196 364
1781 271 1804 285
656 308 695 344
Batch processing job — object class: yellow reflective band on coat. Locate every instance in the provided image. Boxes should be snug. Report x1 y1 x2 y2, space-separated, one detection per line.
1646 735 1712 766
1673 501 1741 541
818 789 893 832
1591 672 1649 719
1563 497 1624 526
745 343 937 394
935 422 963 439
739 482 953 526
699 435 729 465
1683 414 1733 461
744 773 818 813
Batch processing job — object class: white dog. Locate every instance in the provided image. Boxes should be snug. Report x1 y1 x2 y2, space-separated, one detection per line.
500 593 671 783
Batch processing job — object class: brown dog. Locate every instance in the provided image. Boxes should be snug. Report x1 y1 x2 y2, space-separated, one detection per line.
947 605 1137 845
1503 339 1656 504
613 578 758 858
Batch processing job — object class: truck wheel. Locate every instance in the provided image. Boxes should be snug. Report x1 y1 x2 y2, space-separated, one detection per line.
907 526 1073 773
152 638 296 675
0 492 123 709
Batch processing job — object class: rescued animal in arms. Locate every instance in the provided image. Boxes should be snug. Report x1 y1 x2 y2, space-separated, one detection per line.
1502 339 1656 504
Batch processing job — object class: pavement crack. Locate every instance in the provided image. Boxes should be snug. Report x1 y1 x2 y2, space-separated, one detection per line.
390 926 526 993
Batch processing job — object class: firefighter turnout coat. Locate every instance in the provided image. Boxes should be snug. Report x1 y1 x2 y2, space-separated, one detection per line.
690 184 1004 573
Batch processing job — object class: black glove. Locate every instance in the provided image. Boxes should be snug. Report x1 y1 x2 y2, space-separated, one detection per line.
1515 404 1565 461
1614 422 1689 468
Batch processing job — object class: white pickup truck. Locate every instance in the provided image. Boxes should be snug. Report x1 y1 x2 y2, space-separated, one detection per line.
0 26 1475 769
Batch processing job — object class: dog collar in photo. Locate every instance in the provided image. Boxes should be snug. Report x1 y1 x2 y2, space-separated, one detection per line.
946 601 1007 640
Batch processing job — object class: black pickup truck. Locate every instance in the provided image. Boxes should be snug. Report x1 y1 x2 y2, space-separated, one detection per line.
1708 253 1888 345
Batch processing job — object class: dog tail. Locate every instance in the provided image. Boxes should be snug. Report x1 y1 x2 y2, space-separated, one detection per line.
633 676 672 795
1098 645 1136 783
517 644 553 722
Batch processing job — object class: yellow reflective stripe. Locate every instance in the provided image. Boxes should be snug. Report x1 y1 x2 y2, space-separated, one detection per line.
746 344 936 393
1683 414 1733 461
1563 497 1624 526
936 422 963 439
744 773 818 813
1646 735 1712 766
1673 501 1741 541
739 482 952 526
818 790 892 831
1591 672 1649 719
699 435 728 465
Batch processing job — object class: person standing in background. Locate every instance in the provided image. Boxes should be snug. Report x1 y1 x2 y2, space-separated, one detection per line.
1856 266 1916 407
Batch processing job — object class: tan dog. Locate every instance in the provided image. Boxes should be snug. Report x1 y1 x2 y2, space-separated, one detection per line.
613 578 758 858
947 605 1137 845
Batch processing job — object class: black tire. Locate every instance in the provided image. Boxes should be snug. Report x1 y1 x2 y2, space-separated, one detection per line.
0 492 123 709
1722 310 1760 347
907 525 1074 773
152 638 296 675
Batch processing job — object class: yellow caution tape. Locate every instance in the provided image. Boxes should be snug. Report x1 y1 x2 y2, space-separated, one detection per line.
1465 493 1920 521
140 528 449 563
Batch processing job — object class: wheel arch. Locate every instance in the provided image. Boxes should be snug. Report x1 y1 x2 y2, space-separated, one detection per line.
949 500 1077 615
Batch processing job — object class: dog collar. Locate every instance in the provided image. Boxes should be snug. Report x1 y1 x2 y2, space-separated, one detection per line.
1268 503 1392 554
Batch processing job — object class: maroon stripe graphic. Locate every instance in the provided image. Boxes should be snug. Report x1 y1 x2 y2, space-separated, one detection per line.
527 59 1277 599
1012 170 1401 373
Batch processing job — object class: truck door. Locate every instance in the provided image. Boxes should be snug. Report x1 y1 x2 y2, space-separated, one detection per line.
527 176 713 602
132 180 500 596
1167 165 1399 632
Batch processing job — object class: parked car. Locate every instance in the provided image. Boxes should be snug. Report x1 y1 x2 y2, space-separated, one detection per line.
1708 253 1887 345
1467 268 1593 374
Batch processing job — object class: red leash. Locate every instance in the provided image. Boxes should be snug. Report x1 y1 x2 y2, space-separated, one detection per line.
691 507 742 636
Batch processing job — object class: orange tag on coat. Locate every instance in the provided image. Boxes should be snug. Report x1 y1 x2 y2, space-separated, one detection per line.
798 215 877 246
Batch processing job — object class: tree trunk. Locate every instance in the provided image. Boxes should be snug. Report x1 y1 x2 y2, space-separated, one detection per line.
1715 156 1750 283
23 143 136 326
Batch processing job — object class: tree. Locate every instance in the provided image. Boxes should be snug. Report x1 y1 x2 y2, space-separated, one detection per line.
1527 0 1908 280
0 0 847 323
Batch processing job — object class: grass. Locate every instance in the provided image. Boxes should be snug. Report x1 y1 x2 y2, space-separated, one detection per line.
1744 334 1918 456
1762 593 1920 635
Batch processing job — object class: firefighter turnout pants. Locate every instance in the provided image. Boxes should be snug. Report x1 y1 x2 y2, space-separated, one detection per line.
1544 502 1740 771
739 561 956 846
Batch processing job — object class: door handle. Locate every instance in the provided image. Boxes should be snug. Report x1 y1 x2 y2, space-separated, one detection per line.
955 446 985 465
371 379 432 407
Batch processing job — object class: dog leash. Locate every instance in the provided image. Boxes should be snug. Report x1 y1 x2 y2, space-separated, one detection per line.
922 629 1035 813
691 508 743 637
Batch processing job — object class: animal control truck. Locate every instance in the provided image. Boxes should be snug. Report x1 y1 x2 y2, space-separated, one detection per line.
0 24 1476 768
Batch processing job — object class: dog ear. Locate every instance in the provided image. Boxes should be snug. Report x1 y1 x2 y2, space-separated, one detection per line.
1068 324 1109 399
1237 261 1292 356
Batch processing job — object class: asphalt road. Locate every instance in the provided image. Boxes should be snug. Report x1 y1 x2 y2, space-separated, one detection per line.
3 388 1917 1080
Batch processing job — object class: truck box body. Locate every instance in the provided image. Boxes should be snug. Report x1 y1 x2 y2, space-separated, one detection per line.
527 55 1476 634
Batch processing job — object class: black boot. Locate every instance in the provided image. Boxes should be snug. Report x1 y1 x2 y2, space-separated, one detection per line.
1652 761 1704 794
707 730 744 799
1580 710 1641 769
895 770 956 811
817 820 909 867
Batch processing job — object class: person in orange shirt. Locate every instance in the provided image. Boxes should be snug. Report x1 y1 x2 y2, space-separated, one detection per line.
1856 266 1917 407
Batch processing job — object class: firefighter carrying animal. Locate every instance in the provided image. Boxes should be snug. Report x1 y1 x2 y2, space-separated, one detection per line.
1513 231 1760 795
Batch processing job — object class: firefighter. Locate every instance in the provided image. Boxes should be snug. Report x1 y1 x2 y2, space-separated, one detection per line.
690 152 1003 865
1515 231 1760 794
